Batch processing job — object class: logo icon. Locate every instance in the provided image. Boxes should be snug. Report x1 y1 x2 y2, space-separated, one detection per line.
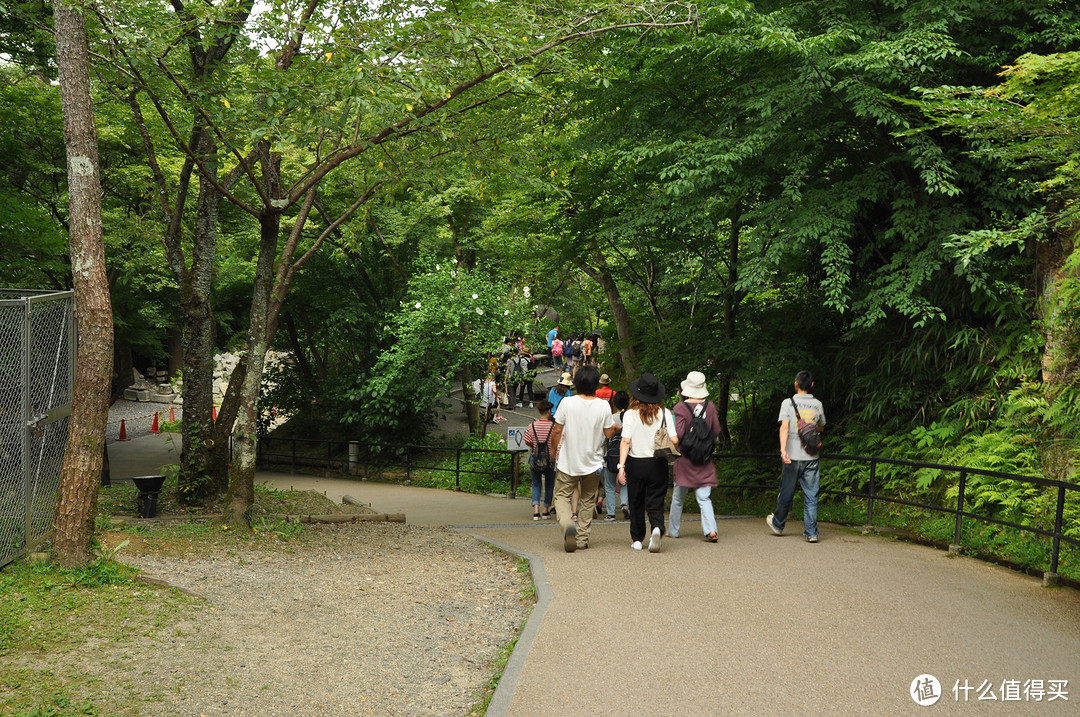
911 674 942 706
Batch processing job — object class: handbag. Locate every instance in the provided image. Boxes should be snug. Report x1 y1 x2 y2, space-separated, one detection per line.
653 409 681 463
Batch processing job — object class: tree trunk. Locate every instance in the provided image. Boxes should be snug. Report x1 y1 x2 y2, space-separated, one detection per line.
225 151 282 524
177 137 221 501
714 209 742 451
167 326 182 378
1035 226 1079 481
207 357 244 487
461 377 480 433
113 341 132 402
580 240 637 377
53 1 114 568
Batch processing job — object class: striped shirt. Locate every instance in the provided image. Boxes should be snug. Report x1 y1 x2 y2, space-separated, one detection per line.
523 419 554 450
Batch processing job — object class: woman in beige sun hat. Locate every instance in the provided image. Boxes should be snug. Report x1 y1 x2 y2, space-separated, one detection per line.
669 371 722 542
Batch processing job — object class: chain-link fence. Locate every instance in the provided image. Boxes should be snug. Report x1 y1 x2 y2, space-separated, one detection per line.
0 290 74 569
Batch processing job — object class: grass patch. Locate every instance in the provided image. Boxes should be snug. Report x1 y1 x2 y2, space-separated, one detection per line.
0 556 199 716
98 475 369 524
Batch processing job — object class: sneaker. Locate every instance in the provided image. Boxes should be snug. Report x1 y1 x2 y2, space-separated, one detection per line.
533 513 540 521
516 402 524 408
631 541 643 551
564 525 577 553
494 416 507 422
621 504 630 520
605 515 616 522
765 514 782 535
806 535 819 543
529 402 534 409
648 527 662 553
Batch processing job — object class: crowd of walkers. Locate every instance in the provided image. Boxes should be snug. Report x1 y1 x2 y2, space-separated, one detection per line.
475 327 603 424
474 326 827 551
522 356 826 553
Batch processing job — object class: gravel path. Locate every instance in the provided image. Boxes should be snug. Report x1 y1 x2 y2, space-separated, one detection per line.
117 523 532 716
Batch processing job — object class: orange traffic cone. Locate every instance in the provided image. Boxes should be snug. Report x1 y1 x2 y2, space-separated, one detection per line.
169 406 175 422
212 405 218 421
117 419 129 441
150 411 160 433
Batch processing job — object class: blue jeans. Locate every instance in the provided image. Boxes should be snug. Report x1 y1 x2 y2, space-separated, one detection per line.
603 467 627 517
531 465 555 508
669 485 717 537
772 460 820 538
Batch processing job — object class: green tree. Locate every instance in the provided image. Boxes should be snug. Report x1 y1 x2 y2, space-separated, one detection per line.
52 0 113 567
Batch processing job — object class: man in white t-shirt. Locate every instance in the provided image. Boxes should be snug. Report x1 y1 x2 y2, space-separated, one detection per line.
549 365 615 552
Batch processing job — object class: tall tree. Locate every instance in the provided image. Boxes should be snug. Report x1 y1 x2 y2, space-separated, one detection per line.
90 0 696 522
51 0 113 567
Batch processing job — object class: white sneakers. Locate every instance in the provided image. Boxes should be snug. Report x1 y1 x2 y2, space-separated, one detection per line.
648 527 662 553
631 528 664 552
766 514 782 535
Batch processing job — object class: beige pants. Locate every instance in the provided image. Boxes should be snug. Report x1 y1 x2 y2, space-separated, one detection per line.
554 469 600 548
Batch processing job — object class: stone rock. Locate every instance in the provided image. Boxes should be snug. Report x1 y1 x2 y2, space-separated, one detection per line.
136 390 151 402
124 388 139 401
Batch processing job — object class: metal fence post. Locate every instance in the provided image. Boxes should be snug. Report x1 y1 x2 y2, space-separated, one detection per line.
1047 485 1066 587
509 452 518 499
866 459 876 527
21 297 31 559
406 447 412 484
455 449 462 491
950 470 967 554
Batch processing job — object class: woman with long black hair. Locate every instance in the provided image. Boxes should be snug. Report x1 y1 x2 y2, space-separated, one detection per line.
617 373 678 552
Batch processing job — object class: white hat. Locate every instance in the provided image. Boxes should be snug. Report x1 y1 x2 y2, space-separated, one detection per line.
680 371 708 399
557 372 574 387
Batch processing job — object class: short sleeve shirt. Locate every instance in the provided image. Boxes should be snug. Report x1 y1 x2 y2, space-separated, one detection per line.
621 407 676 459
778 394 825 461
554 395 614 475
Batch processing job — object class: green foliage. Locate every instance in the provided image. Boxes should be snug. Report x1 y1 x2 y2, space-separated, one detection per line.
251 515 304 540
410 433 522 496
342 257 533 443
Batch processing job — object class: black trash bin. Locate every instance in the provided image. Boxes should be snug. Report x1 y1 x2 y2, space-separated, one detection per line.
131 475 167 519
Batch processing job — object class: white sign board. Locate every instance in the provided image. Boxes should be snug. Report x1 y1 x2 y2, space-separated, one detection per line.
506 427 528 452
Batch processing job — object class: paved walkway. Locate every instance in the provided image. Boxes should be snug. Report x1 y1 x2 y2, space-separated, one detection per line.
107 434 1080 715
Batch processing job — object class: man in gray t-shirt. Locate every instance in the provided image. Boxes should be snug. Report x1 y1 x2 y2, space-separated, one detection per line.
766 370 826 542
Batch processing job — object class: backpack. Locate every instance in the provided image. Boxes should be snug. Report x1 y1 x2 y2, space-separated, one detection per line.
605 411 625 473
789 397 822 456
572 341 584 360
679 400 717 466
525 354 536 371
531 421 552 473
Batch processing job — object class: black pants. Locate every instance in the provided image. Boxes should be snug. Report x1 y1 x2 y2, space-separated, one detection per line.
626 455 668 543
515 380 534 404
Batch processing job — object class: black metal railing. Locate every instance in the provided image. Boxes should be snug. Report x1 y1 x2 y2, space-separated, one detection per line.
715 453 1080 580
256 436 522 493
